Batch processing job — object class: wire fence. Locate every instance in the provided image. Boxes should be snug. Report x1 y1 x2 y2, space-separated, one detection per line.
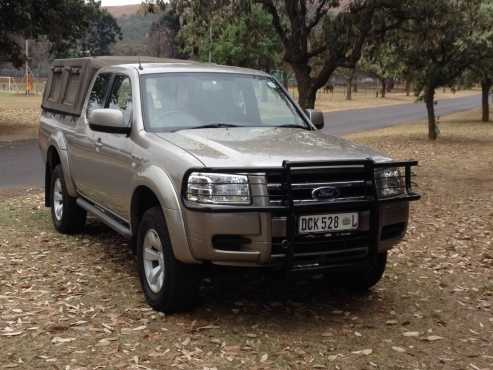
0 76 46 95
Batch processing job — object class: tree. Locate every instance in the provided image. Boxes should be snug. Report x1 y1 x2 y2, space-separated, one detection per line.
187 4 282 70
79 2 122 56
0 0 120 65
256 0 409 109
148 12 182 58
360 41 404 98
465 0 493 122
144 0 281 70
394 0 487 140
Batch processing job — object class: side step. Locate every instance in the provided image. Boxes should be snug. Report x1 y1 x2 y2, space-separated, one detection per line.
76 198 132 238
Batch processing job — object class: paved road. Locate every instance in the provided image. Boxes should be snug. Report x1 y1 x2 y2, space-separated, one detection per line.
322 93 481 136
0 139 43 189
0 94 481 189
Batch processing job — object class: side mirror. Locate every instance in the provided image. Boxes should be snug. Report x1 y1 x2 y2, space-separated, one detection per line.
305 109 324 130
88 109 130 134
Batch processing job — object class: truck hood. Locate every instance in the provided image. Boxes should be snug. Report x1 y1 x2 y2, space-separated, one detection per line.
155 127 390 168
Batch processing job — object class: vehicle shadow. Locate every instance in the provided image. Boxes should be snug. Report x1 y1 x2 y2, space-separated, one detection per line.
82 219 392 327
194 268 386 325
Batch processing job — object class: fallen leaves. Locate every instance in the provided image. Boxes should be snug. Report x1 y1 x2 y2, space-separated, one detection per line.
352 349 373 356
51 336 75 345
1 112 493 369
392 346 406 353
403 331 420 337
423 335 444 342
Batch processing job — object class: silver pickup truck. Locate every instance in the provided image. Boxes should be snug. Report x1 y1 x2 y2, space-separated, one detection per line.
39 57 419 313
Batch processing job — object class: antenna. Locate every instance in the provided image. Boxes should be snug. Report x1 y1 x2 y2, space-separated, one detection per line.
138 56 143 71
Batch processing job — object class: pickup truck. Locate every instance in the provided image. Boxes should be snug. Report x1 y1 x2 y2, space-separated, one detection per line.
39 57 419 313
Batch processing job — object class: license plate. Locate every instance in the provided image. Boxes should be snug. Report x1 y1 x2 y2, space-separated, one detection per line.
298 213 359 234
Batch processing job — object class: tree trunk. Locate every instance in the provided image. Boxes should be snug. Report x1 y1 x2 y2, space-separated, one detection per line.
292 65 318 109
424 87 438 140
405 79 411 96
353 80 358 93
282 72 289 90
298 86 317 109
380 78 386 98
346 72 354 101
481 78 492 122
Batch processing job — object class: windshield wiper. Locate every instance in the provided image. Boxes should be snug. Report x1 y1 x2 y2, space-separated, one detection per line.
187 123 240 129
276 124 308 129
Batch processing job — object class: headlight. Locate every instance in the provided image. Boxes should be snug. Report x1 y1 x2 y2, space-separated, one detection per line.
375 167 404 198
186 172 251 205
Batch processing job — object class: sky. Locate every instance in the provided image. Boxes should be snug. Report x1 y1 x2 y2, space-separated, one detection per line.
100 0 142 6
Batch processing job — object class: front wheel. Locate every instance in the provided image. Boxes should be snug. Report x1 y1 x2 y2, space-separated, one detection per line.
137 207 200 313
50 165 86 234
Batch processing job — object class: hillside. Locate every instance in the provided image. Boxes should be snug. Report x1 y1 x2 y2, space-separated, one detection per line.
103 4 140 18
104 4 161 56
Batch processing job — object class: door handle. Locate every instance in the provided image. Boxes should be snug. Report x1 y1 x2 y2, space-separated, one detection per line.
131 153 143 161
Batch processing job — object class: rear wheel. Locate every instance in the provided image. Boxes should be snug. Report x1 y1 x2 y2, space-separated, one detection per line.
343 252 387 291
137 207 200 313
50 165 86 234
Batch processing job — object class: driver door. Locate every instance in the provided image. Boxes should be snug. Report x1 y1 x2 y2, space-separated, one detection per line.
90 74 135 218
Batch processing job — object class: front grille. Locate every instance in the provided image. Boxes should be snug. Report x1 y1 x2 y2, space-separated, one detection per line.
265 165 373 205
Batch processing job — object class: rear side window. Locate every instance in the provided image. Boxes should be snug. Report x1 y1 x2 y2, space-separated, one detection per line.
108 75 133 124
87 73 111 115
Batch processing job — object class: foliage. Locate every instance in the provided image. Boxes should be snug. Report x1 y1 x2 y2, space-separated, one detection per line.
360 41 405 97
143 0 281 69
119 12 160 42
464 0 493 121
392 0 489 139
79 1 122 57
0 0 122 65
180 4 281 70
256 0 411 109
147 10 183 58
0 0 93 66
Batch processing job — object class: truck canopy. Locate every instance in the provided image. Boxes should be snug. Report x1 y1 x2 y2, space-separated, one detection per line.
41 56 176 116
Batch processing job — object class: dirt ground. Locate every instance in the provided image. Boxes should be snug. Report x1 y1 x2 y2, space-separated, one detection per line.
0 110 492 369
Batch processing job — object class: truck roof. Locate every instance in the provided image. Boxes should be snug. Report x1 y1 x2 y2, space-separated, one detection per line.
41 56 267 116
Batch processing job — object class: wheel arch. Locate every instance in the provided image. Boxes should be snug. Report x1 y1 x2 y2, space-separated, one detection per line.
45 132 77 205
45 146 61 206
131 169 199 264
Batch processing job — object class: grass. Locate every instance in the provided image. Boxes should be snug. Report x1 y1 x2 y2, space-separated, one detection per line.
0 93 41 142
288 87 479 112
0 109 492 369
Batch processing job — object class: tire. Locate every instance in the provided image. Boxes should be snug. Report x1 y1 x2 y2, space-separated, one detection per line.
137 206 200 313
50 165 86 234
343 252 387 291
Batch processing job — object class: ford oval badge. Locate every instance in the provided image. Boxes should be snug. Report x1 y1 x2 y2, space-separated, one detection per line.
312 186 340 200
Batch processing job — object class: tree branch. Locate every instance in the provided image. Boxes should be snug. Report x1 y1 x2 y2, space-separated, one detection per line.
306 0 329 31
256 0 289 47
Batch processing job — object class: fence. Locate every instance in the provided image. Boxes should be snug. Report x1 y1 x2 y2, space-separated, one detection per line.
0 76 46 95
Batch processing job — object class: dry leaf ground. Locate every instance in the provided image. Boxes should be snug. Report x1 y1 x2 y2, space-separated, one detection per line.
1 109 492 369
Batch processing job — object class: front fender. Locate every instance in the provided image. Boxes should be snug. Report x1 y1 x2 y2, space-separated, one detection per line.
133 165 199 264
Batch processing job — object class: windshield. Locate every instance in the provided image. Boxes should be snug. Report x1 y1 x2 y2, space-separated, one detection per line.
141 72 308 131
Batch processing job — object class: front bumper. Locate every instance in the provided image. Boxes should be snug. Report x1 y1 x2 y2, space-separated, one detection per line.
184 201 410 267
181 160 419 271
